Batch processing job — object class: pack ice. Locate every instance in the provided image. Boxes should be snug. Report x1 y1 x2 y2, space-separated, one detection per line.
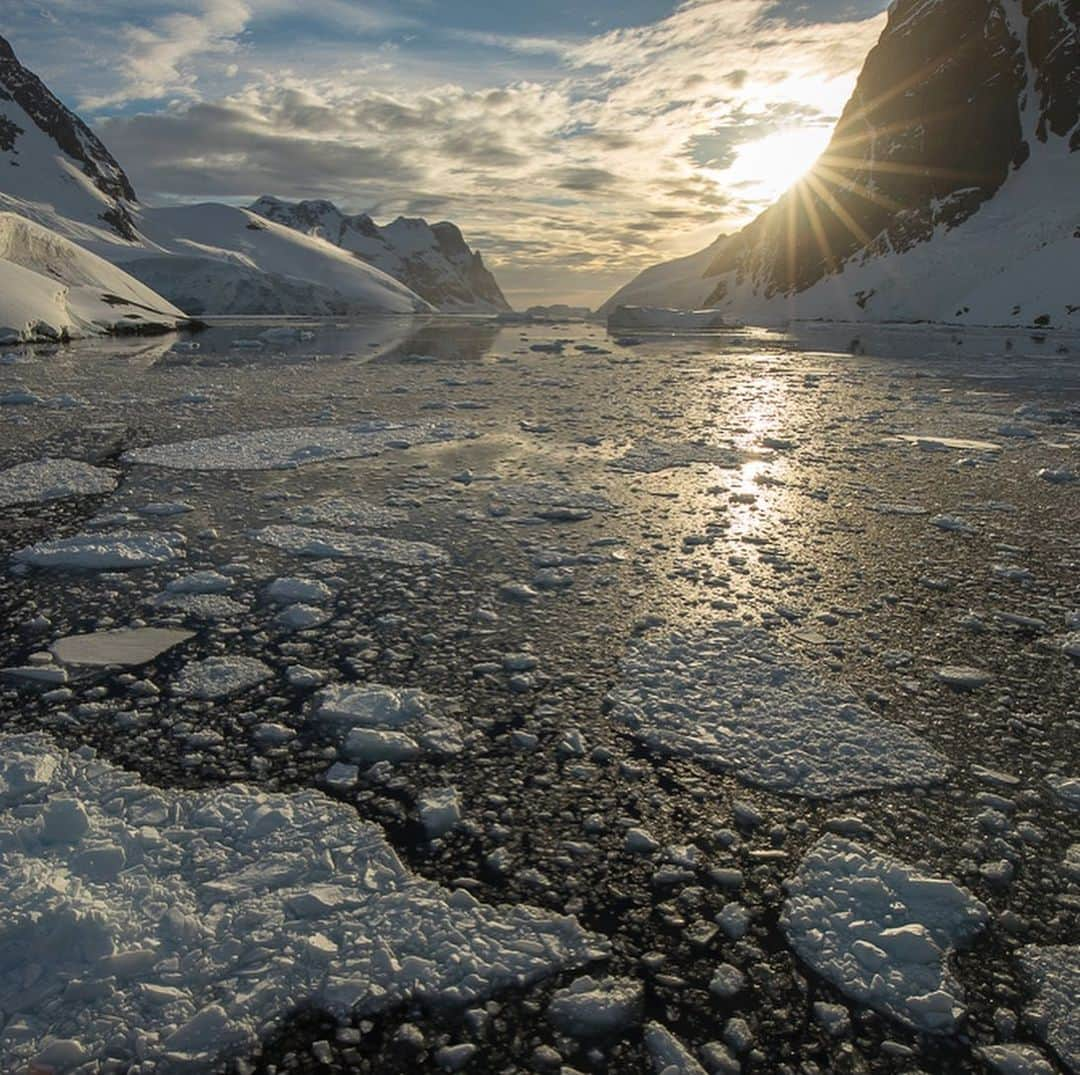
0 458 117 508
0 734 604 1073
782 836 988 1034
123 422 463 471
13 531 186 570
609 624 947 797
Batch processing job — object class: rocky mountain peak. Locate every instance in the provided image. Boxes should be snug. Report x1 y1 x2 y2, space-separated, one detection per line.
0 34 138 240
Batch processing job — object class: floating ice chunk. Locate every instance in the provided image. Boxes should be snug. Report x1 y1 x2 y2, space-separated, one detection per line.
1048 777 1080 810
172 656 273 699
934 666 993 689
782 836 988 1034
0 733 605 1072
644 1022 708 1075
286 497 408 530
13 530 186 570
275 603 331 631
546 975 644 1038
709 964 747 999
1037 468 1076 485
1 664 67 686
150 592 249 620
487 482 612 518
419 788 462 839
892 435 1002 453
0 458 117 508
1018 947 1080 1073
137 501 194 517
314 684 465 762
977 1044 1056 1075
265 577 333 605
123 422 463 471
610 624 947 798
166 570 232 594
251 525 448 566
51 627 194 667
871 502 929 516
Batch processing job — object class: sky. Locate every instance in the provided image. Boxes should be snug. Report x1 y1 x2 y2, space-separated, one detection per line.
6 0 891 307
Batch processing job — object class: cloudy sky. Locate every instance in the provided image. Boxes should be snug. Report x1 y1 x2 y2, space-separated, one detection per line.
7 0 889 306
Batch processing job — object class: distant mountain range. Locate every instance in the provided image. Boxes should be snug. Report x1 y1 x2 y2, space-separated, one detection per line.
0 34 510 337
249 196 510 314
602 0 1079 329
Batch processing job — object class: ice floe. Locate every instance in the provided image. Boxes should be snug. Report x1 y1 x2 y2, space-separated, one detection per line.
782 836 988 1034
609 623 948 797
546 976 644 1038
51 628 195 667
0 458 117 508
312 684 464 764
123 422 463 471
13 531 186 571
171 656 273 699
644 1022 708 1074
1018 946 1080 1072
0 734 603 1073
251 525 449 566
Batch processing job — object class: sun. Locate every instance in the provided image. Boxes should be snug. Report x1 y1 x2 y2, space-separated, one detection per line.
710 126 834 206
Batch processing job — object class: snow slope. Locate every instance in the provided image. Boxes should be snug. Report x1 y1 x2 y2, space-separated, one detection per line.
0 212 189 342
599 0 1080 328
0 34 138 246
113 204 434 317
249 196 511 313
596 236 726 320
0 35 434 317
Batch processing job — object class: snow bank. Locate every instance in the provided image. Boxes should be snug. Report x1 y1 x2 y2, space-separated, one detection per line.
609 624 947 798
0 457 117 507
115 203 433 317
0 213 188 342
0 734 603 1073
782 836 988 1034
123 422 462 471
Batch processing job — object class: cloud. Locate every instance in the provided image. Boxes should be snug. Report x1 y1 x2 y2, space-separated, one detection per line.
85 0 888 304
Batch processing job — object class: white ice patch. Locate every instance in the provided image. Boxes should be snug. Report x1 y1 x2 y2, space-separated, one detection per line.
172 656 273 699
251 525 449 566
313 684 465 763
782 836 988 1034
13 531 186 571
546 976 644 1038
891 435 1002 453
0 734 603 1073
0 458 117 508
123 422 463 471
487 482 612 518
1018 946 1080 1073
51 628 194 668
149 593 249 621
609 624 947 798
644 1022 708 1074
286 497 408 530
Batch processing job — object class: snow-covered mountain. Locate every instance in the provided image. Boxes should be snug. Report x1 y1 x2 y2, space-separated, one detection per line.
0 35 432 318
0 211 188 342
602 0 1080 329
249 196 511 313
0 35 138 246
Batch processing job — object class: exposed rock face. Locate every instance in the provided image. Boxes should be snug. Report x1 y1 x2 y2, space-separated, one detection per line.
249 196 512 313
0 34 138 239
603 0 1080 327
703 0 1077 304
